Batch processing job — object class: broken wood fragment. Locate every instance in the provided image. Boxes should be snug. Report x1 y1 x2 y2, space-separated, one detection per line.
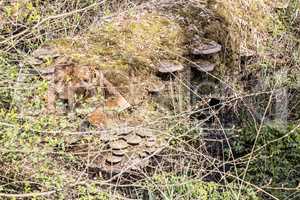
88 107 111 128
102 76 131 112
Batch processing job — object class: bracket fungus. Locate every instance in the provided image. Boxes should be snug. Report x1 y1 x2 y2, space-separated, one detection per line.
190 39 222 55
191 59 216 72
158 61 184 73
69 128 166 175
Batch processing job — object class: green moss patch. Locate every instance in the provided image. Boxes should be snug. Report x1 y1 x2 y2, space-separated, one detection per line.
50 12 185 72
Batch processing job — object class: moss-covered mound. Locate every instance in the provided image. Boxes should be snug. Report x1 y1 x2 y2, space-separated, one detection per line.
49 12 184 72
0 1 299 199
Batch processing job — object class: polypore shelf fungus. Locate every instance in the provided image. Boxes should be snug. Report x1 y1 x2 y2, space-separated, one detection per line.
68 128 167 176
29 46 168 176
25 10 226 179
189 37 222 56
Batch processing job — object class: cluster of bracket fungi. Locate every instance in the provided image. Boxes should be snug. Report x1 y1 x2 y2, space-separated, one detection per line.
28 32 222 176
156 36 221 74
29 46 167 175
70 127 166 175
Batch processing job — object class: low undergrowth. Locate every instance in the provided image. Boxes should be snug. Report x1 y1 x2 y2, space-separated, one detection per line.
0 0 299 199
230 124 300 199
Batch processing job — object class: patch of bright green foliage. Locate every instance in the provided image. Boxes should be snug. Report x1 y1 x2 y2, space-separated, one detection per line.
0 55 110 199
0 106 109 199
231 124 300 199
0 55 18 109
146 173 260 200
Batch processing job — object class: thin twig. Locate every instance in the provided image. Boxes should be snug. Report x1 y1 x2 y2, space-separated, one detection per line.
0 190 56 198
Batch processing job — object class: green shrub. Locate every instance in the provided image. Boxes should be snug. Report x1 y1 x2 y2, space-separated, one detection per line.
145 173 260 200
231 124 300 199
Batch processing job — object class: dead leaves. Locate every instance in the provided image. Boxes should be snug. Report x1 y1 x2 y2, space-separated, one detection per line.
87 107 111 128
42 56 131 116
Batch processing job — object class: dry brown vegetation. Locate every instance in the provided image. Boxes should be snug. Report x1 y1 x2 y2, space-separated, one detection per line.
0 0 299 199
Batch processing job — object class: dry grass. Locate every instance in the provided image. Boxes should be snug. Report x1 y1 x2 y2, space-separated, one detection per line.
0 0 299 199
48 11 184 72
